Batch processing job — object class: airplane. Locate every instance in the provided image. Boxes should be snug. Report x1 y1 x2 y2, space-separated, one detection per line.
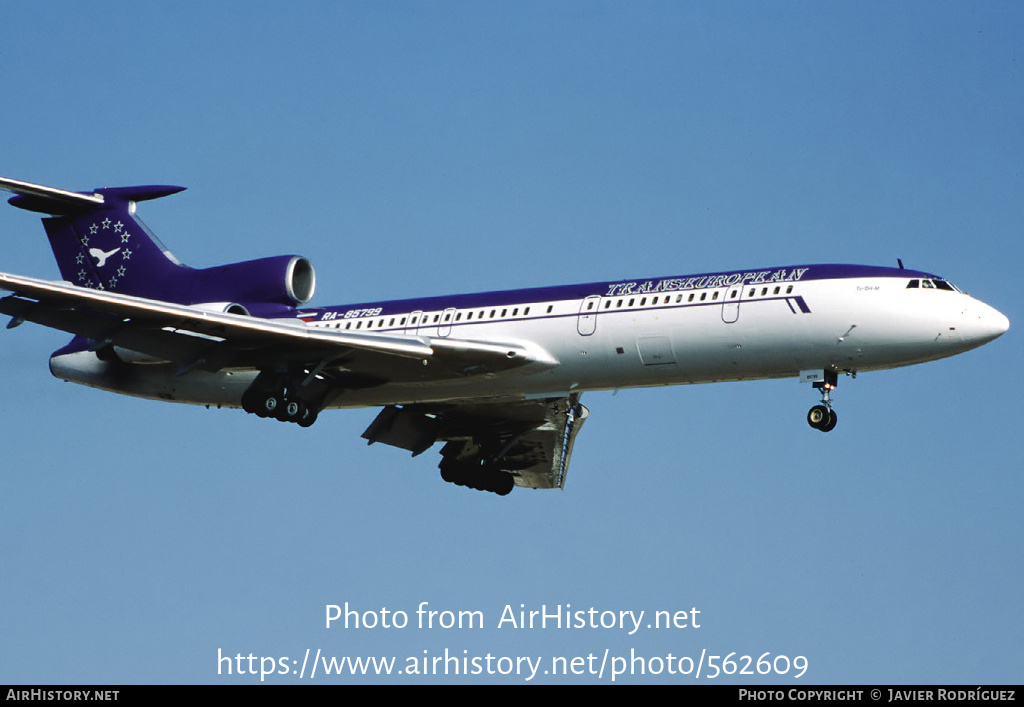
0 176 1010 496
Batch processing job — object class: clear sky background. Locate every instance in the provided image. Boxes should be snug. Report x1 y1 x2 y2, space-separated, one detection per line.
1 2 1020 685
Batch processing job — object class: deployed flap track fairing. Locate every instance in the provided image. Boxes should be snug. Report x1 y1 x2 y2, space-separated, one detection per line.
0 176 1010 497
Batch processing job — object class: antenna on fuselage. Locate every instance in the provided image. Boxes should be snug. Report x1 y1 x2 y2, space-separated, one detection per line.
897 258 905 270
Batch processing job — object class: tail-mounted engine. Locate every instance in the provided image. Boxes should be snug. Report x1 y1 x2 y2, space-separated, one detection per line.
187 255 315 316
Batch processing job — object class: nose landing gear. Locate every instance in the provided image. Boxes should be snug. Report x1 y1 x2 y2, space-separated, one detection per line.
807 404 837 432
806 369 839 432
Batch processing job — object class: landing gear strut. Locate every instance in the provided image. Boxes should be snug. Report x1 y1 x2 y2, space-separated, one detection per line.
807 369 838 432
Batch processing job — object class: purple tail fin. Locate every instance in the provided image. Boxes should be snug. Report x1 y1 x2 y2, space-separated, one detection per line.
4 180 189 300
3 177 316 315
38 186 188 299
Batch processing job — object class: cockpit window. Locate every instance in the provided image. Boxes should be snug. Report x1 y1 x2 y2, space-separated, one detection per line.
907 278 959 292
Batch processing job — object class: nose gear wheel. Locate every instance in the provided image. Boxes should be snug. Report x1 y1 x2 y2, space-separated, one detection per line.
806 369 840 432
807 404 837 432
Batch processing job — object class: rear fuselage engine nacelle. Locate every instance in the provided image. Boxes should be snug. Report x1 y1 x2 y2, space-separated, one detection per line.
186 255 315 317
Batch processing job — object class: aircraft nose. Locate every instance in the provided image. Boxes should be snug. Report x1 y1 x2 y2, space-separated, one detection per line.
989 307 1010 338
963 299 1009 345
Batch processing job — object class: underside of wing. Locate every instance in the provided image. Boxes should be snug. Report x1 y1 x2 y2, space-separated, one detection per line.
362 395 590 493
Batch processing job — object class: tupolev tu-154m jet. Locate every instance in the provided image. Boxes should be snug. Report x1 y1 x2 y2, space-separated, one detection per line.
0 176 1009 495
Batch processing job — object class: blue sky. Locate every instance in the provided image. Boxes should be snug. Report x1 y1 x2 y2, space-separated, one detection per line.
1 2 1020 684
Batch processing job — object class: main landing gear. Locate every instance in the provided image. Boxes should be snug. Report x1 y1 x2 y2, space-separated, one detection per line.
807 369 839 432
241 366 324 427
439 456 515 496
243 389 319 427
438 440 516 496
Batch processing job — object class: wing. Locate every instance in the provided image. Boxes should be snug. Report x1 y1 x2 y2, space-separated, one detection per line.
362 395 590 491
0 272 557 381
1 271 581 493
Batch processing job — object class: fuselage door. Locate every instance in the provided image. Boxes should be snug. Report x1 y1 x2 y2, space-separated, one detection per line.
407 310 424 335
438 307 456 337
577 295 600 336
722 286 743 323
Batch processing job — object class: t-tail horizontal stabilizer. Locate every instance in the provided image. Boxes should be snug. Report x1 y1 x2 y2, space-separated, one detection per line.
0 176 184 215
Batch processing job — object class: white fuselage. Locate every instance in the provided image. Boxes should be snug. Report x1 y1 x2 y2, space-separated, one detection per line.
48 265 1010 409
